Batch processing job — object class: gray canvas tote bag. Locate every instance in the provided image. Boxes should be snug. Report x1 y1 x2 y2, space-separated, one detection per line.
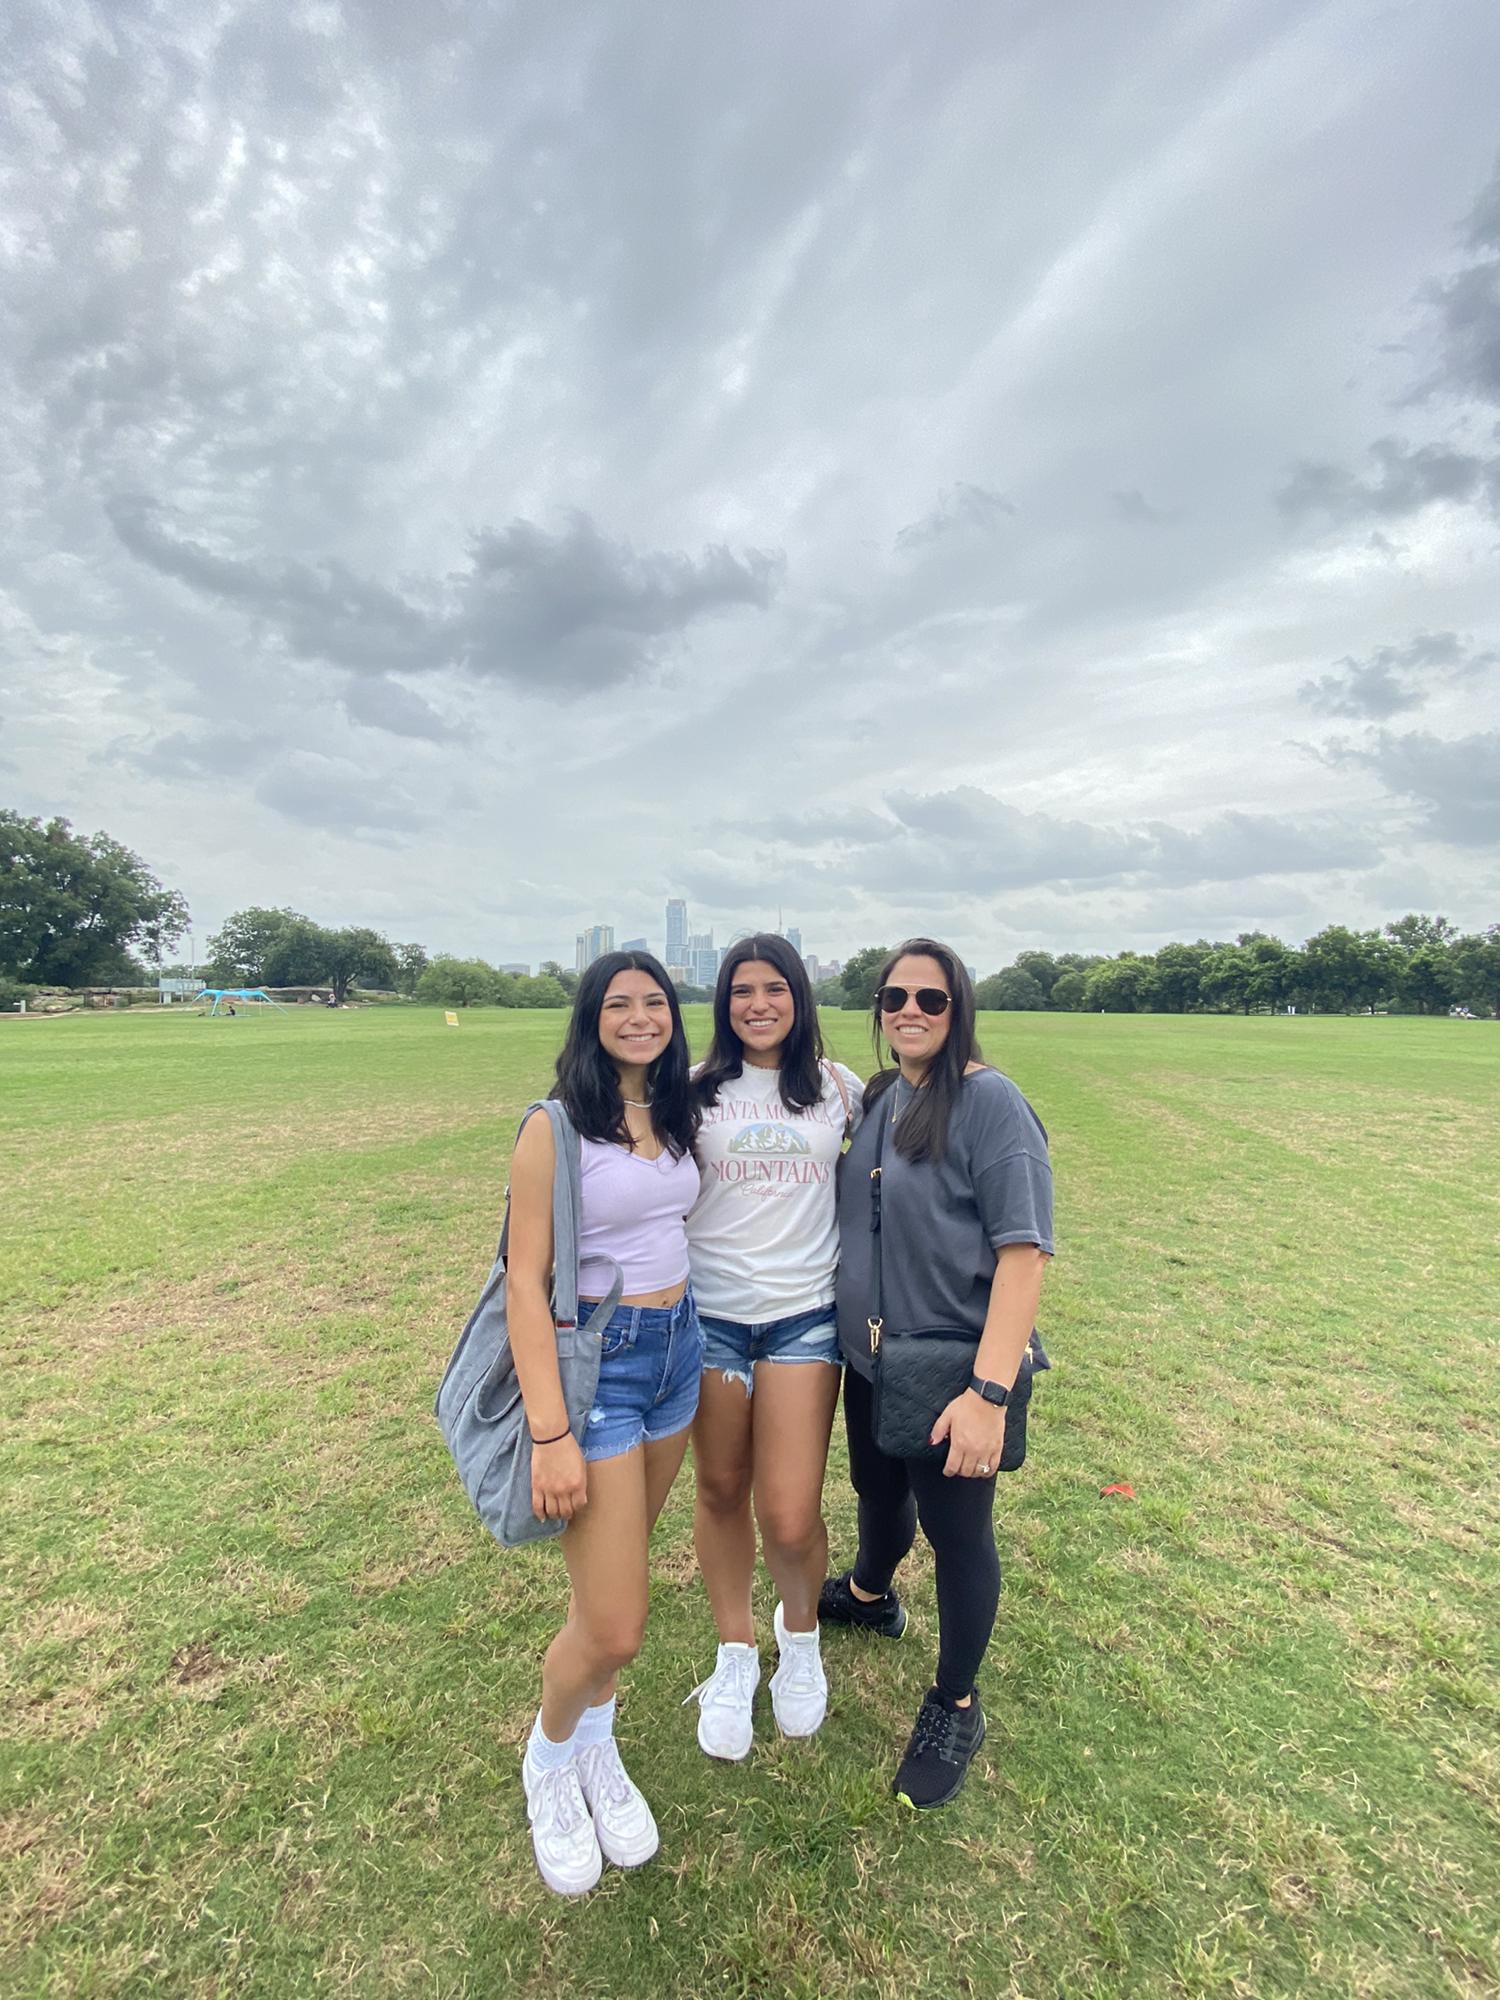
435 1099 623 1548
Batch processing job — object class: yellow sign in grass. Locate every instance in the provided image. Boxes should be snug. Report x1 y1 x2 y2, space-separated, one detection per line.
444 1011 459 1027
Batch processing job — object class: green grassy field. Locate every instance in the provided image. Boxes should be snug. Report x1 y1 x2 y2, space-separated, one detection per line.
3 1005 1497 1999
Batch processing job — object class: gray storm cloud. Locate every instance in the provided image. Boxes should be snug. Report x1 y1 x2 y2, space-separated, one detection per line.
3 4 1498 961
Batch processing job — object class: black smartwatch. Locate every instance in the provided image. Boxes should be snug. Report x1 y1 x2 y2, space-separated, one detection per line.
968 1373 1011 1407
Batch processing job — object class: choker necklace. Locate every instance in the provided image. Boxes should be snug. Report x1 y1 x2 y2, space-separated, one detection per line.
622 1097 651 1110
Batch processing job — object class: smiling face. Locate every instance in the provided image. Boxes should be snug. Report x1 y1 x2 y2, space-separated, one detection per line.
880 952 953 1075
727 958 795 1067
598 968 672 1072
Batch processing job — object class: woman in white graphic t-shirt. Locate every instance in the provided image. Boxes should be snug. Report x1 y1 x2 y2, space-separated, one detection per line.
684 933 863 1759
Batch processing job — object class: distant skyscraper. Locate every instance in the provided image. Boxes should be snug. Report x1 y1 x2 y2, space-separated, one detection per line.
803 954 821 985
621 936 648 952
666 898 687 962
687 931 719 987
575 924 615 972
785 927 802 957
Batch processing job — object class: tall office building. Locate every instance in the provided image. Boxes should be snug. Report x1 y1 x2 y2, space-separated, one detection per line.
621 936 648 952
686 932 719 986
665 898 688 963
785 926 802 957
575 924 615 972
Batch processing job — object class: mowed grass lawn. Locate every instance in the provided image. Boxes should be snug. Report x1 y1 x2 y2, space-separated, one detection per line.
3 1006 1497 2000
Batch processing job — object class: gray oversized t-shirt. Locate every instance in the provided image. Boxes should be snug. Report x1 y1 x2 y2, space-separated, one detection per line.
836 1066 1054 1381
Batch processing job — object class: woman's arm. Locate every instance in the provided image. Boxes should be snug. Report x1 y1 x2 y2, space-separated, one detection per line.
930 1244 1048 1478
506 1111 589 1521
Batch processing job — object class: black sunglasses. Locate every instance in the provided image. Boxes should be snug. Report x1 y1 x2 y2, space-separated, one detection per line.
876 985 951 1016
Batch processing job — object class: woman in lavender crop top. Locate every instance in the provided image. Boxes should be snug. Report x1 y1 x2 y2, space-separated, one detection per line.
504 950 702 1898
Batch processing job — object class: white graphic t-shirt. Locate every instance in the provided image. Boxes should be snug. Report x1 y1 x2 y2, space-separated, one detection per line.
687 1061 864 1321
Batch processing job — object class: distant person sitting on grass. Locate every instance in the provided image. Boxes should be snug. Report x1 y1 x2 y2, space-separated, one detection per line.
821 938 1054 1809
505 950 703 1896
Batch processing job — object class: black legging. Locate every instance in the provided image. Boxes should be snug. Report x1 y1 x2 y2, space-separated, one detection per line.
842 1367 1001 1702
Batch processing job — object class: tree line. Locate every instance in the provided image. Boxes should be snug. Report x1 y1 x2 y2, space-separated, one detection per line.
835 919 1500 1018
3 810 1495 1017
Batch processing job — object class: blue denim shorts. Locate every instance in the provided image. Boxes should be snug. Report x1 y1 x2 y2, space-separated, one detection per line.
577 1288 704 1462
698 1305 841 1396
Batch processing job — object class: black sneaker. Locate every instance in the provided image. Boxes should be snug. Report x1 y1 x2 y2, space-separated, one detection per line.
892 1688 985 1809
818 1570 908 1640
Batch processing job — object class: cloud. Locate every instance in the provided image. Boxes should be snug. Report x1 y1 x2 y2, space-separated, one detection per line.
895 483 1016 553
454 512 782 691
1274 438 1494 523
1299 632 1496 719
1353 730 1500 846
123 726 278 782
1110 488 1183 526
108 498 781 694
707 786 1380 898
1420 153 1500 408
341 676 457 741
255 754 431 838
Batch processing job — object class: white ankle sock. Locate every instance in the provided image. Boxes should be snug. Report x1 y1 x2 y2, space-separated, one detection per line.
527 1712 577 1773
574 1697 616 1747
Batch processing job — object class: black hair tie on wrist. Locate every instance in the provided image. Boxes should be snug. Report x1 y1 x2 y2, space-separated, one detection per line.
531 1426 571 1447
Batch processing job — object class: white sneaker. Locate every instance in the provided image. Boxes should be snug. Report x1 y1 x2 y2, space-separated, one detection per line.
521 1749 603 1897
770 1601 828 1738
575 1739 659 1868
684 1642 760 1760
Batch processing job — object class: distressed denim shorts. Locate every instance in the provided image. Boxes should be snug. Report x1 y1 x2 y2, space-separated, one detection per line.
698 1305 842 1396
576 1288 704 1463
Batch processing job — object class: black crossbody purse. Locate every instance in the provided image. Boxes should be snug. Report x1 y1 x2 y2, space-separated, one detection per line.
867 1092 1047 1467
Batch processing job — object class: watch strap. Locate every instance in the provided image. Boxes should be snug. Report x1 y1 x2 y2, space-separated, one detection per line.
969 1373 1011 1407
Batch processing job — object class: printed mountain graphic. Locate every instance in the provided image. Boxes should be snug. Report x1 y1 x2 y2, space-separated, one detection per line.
728 1123 812 1158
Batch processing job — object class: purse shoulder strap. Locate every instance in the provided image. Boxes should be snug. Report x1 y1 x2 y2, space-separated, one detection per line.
497 1098 612 1330
868 1083 892 1345
822 1058 853 1140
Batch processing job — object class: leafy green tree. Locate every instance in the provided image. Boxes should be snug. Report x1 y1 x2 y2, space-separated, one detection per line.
976 967 1045 1010
0 811 188 986
1012 950 1061 1003
415 955 504 1006
1152 941 1211 1013
394 942 429 996
1240 935 1298 1012
538 959 581 997
1083 956 1158 1013
1301 926 1398 1013
323 926 399 1002
513 973 570 1007
1392 943 1457 1015
1384 913 1457 951
840 945 889 1011
1450 928 1500 1017
1198 943 1253 1013
1050 969 1088 1011
206 907 312 984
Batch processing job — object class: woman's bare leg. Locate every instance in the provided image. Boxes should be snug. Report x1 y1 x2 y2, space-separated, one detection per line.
751 1362 841 1632
691 1372 757 1645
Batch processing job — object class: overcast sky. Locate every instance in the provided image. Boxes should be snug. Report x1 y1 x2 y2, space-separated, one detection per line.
3 0 1498 970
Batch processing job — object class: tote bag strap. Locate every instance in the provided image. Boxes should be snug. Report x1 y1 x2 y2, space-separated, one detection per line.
822 1058 853 1140
507 1098 624 1332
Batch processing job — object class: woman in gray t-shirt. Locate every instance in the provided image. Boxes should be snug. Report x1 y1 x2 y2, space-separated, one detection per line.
819 937 1053 1810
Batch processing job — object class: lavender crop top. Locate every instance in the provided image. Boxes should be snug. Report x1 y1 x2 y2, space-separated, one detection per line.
575 1135 698 1298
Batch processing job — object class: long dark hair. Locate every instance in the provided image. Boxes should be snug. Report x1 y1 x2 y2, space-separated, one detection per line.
863 937 982 1162
552 950 698 1156
695 933 825 1112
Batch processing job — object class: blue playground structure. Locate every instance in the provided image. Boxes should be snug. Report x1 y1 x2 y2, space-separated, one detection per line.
194 988 289 1016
